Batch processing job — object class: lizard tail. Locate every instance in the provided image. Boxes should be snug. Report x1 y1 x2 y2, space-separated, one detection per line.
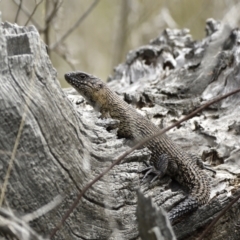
168 196 198 224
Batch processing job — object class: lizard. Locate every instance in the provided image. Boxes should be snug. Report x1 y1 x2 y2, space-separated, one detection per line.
64 71 211 223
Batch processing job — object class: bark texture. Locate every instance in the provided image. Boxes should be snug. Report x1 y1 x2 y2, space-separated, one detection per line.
0 17 240 240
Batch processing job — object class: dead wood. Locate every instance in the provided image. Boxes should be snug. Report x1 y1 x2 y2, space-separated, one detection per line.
1 18 240 240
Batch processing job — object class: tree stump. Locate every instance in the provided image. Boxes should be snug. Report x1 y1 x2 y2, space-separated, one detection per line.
1 18 240 240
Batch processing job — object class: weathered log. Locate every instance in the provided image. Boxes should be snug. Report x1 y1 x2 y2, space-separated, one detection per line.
137 191 176 240
1 17 240 240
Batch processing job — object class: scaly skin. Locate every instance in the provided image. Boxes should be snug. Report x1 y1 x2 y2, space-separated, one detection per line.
65 71 210 223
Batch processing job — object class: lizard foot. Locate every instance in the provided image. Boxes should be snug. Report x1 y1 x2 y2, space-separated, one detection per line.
139 166 170 189
140 154 169 183
189 154 216 174
140 166 163 183
140 161 168 183
202 163 216 174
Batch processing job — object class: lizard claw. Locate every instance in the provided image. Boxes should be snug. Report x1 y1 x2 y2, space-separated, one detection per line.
140 166 164 183
189 153 216 174
140 154 169 183
202 163 216 174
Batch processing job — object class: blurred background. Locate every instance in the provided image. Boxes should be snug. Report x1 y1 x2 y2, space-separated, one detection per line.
0 0 240 86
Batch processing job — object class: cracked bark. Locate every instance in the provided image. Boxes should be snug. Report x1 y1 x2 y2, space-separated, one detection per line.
1 17 240 240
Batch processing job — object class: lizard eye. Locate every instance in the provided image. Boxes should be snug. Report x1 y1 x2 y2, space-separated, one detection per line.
95 83 103 91
80 74 86 80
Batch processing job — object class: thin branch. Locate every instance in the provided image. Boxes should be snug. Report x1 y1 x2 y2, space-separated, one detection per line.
24 0 44 26
54 48 76 70
13 0 41 29
46 0 63 25
22 195 63 222
50 0 100 50
38 0 63 34
14 0 23 23
0 208 48 240
112 0 130 68
198 191 240 240
44 0 50 47
49 87 240 239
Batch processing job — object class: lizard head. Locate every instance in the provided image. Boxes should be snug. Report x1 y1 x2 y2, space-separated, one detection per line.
65 71 107 110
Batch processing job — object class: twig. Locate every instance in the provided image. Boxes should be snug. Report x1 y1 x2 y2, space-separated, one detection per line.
50 0 100 50
13 0 41 29
0 208 48 240
44 0 50 47
39 0 63 34
22 195 63 222
14 0 23 23
24 0 43 26
54 48 76 70
198 191 240 240
49 87 240 238
46 0 63 25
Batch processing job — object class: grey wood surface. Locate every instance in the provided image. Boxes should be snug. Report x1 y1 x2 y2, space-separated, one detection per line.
1 18 240 240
